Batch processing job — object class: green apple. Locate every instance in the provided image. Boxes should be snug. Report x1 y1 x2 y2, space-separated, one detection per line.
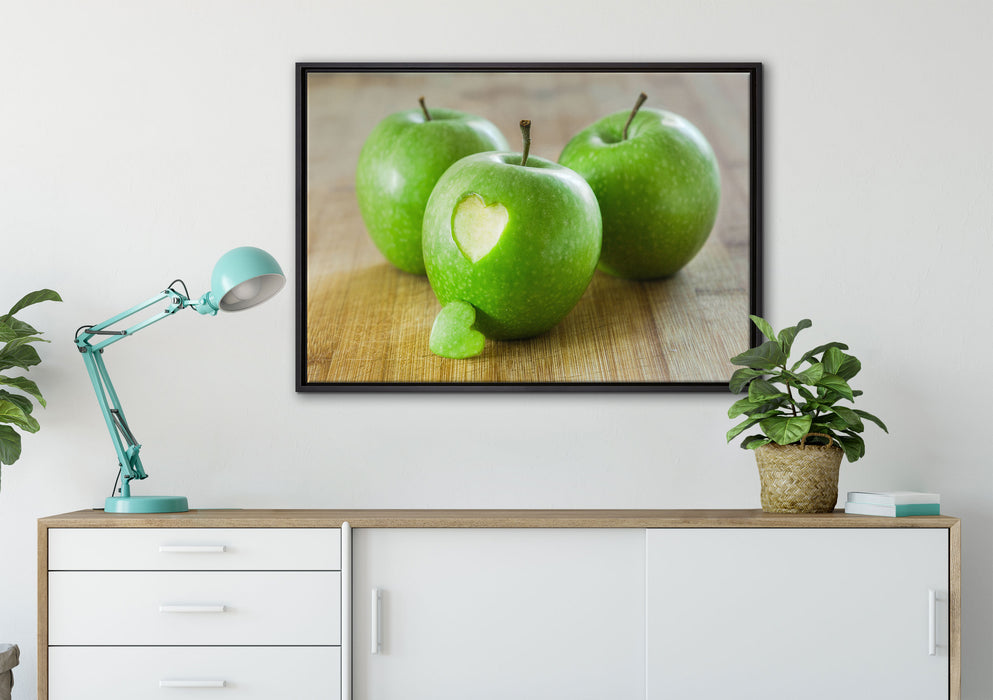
355 98 509 275
423 121 601 358
559 93 720 280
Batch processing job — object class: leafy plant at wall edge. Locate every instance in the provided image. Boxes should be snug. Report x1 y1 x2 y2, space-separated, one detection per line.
0 289 62 487
726 315 887 463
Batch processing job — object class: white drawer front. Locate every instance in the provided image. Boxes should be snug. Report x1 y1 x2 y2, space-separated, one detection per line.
49 571 341 645
49 646 340 699
48 527 340 570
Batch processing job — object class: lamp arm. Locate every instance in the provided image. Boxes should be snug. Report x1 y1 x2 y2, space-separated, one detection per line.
74 286 212 493
78 349 146 491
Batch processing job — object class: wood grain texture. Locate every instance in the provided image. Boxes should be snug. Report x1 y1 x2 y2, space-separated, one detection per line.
303 70 755 385
37 521 48 700
40 508 959 530
949 520 961 698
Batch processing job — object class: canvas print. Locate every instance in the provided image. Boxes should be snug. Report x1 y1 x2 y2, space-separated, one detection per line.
297 63 761 390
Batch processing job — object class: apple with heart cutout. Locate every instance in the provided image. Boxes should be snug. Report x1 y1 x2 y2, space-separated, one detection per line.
423 120 601 358
559 92 721 280
356 97 509 275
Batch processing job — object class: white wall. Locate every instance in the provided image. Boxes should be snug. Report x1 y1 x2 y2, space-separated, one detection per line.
1 0 990 697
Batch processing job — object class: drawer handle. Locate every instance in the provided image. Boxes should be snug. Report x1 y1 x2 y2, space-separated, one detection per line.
159 604 227 613
159 545 227 553
160 680 226 688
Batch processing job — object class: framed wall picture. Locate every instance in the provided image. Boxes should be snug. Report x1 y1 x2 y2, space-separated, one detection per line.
297 62 762 392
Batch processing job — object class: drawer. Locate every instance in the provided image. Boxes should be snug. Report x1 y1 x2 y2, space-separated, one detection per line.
48 646 340 699
49 571 341 645
48 527 340 570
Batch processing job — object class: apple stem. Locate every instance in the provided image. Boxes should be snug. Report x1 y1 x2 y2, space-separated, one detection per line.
419 96 431 122
623 92 648 140
520 120 531 167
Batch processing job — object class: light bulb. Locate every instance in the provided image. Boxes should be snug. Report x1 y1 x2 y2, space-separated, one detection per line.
228 277 262 302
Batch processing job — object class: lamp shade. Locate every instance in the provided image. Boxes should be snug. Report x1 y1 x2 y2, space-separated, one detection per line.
210 246 286 311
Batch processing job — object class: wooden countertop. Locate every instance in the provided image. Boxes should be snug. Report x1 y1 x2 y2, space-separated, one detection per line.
39 508 960 529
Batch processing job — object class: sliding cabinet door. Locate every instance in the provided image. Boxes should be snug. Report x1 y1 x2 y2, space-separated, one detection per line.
646 528 949 700
352 528 645 700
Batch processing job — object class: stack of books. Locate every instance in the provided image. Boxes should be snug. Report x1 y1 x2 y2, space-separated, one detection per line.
845 491 940 517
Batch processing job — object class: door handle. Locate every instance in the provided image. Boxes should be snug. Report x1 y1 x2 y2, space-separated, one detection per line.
371 587 383 655
928 588 937 656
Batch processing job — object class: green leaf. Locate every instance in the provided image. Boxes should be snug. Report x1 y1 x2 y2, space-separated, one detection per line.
777 319 812 356
835 433 866 462
817 373 854 401
811 391 840 408
0 391 33 416
837 355 861 380
796 362 824 385
0 344 41 372
729 367 765 393
1 335 49 353
823 346 861 380
749 315 778 342
816 413 850 431
854 409 888 433
748 378 784 403
727 411 779 442
0 425 21 465
730 340 787 370
799 397 829 410
831 405 864 430
0 320 18 343
822 346 844 374
798 341 849 366
740 434 772 450
0 317 38 338
760 414 813 445
5 289 62 318
728 396 766 419
0 375 45 407
0 399 40 433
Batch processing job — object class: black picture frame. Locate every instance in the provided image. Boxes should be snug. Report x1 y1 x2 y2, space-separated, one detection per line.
296 62 762 392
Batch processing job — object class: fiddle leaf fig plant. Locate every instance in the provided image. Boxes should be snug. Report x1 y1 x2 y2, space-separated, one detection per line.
726 315 887 462
0 289 61 487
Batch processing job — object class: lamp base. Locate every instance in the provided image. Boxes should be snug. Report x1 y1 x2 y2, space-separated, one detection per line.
105 495 189 514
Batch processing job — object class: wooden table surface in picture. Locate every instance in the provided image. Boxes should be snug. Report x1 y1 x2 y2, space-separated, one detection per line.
304 69 753 385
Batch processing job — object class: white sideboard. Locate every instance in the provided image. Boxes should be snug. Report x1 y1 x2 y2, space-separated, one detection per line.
38 509 961 699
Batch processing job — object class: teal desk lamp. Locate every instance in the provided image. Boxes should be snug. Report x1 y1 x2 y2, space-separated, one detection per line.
74 246 285 514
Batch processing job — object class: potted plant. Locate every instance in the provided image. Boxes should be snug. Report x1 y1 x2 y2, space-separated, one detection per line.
0 289 61 490
726 315 887 513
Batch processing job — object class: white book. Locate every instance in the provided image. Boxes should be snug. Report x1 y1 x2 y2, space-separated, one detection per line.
845 501 940 517
846 491 940 506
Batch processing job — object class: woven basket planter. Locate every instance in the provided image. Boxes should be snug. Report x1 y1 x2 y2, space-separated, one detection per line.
754 434 844 513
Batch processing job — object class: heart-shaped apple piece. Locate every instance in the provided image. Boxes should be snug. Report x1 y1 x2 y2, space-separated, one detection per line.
429 300 486 359
452 192 508 263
